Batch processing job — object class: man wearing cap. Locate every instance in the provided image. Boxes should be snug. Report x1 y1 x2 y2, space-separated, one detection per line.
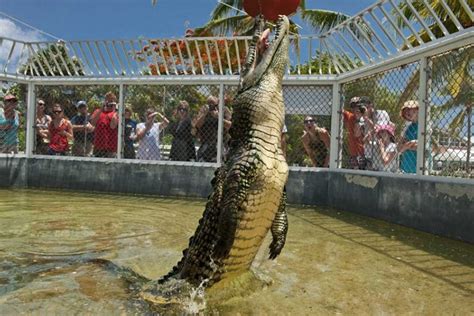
35 99 51 154
90 92 119 158
357 96 392 169
0 94 20 154
71 100 94 157
342 96 366 169
193 95 232 162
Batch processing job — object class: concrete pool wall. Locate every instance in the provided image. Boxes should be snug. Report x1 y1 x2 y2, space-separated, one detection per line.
1 156 473 243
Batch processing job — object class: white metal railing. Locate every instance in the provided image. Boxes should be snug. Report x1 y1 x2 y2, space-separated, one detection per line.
0 0 471 80
319 0 473 74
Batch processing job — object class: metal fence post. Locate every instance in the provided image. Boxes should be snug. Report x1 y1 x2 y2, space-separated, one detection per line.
417 57 429 176
217 83 224 165
117 83 124 159
25 82 35 157
329 82 342 169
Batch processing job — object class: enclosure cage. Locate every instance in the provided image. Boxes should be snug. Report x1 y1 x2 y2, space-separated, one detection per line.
1 0 473 179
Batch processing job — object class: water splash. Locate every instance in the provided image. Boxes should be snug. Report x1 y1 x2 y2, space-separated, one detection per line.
183 279 208 314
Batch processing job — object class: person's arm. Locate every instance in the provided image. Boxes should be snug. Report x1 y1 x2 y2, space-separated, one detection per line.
90 108 102 126
136 112 158 141
319 128 331 167
110 112 118 129
71 117 86 132
193 105 208 129
135 124 148 142
65 120 74 140
157 112 169 130
58 120 73 140
223 118 232 130
302 133 317 167
379 141 397 165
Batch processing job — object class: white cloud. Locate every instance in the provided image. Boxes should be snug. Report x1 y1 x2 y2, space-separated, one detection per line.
0 17 46 74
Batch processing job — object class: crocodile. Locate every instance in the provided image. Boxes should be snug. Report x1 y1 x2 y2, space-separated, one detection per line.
138 15 290 308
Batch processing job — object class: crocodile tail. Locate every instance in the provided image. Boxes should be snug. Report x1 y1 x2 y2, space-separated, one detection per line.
158 166 227 285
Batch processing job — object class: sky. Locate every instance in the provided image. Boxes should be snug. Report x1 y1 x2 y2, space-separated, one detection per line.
0 0 375 42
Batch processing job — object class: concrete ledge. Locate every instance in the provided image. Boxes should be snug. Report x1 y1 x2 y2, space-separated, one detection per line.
1 157 473 243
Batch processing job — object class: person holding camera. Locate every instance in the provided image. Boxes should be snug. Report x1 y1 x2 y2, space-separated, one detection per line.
135 107 169 160
90 92 119 158
193 96 231 162
343 96 367 169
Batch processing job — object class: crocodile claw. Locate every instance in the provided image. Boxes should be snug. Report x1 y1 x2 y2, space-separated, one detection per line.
268 237 286 260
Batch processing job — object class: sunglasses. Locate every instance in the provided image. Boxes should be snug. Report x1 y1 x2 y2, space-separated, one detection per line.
304 119 315 124
178 108 187 112
105 103 116 107
53 110 62 114
5 100 18 104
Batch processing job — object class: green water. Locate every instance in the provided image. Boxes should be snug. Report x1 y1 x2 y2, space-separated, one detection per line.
0 189 473 315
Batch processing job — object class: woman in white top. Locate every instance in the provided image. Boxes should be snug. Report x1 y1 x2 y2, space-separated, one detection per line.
135 108 169 160
374 124 398 172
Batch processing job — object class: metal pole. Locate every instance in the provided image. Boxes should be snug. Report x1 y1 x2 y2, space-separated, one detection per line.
25 82 36 157
416 57 429 176
329 82 342 169
117 83 124 159
217 83 224 165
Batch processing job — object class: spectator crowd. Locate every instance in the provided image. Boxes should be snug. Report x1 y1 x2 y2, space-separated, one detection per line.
0 92 419 173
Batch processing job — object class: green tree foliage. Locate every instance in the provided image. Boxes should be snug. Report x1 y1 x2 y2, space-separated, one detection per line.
20 43 85 77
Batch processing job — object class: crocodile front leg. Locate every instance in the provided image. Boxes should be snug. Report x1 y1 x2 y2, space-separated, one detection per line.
269 188 288 260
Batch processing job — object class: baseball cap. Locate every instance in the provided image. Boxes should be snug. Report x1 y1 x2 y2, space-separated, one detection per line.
4 94 18 102
76 100 87 108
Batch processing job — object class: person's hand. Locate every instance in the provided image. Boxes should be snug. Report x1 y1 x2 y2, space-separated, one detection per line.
85 122 94 132
377 138 384 147
407 140 417 150
199 105 209 116
210 109 218 118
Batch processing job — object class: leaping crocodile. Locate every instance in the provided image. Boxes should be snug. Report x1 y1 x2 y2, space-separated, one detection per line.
138 15 290 308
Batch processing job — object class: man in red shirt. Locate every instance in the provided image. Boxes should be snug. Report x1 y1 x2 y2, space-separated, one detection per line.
90 92 119 158
343 97 367 169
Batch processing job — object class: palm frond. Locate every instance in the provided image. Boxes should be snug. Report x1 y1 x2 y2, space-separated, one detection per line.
210 0 243 21
194 15 254 36
301 9 350 34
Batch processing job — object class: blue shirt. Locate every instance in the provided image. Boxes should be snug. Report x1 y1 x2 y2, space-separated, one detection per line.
0 108 19 145
71 114 94 142
400 122 418 173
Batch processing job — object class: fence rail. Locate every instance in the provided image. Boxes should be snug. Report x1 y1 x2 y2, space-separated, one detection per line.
1 0 472 79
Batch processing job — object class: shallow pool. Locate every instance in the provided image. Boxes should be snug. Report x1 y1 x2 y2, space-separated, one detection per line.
0 189 473 315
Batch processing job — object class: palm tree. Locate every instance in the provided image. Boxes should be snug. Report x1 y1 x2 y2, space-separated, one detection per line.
192 0 351 36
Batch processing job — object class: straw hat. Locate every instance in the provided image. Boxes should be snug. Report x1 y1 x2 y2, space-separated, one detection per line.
400 100 419 120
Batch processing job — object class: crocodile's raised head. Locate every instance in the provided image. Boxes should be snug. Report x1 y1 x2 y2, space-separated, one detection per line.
239 15 290 93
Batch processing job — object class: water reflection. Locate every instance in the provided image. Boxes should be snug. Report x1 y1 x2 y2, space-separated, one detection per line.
0 189 473 315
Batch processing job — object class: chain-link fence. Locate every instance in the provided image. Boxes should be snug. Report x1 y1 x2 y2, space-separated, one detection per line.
283 85 333 167
426 45 473 178
1 81 28 154
33 85 120 157
341 62 420 173
123 84 221 162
